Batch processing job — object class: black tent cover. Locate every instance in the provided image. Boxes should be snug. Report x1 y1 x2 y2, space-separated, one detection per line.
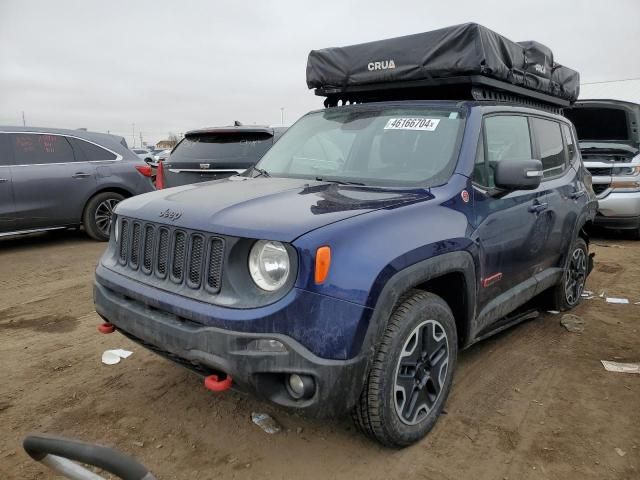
307 23 579 104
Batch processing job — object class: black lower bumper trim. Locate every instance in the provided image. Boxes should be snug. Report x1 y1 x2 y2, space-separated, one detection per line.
94 281 369 417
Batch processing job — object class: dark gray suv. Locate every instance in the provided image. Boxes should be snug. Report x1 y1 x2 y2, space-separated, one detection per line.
0 127 155 241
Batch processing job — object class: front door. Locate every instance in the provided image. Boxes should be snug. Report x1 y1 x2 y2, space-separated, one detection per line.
471 114 552 334
9 133 97 229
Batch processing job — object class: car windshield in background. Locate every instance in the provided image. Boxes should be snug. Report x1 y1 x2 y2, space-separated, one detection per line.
256 106 464 187
170 132 273 164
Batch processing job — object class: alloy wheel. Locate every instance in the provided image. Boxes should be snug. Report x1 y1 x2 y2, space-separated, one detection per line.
564 247 587 305
394 319 449 425
94 198 119 237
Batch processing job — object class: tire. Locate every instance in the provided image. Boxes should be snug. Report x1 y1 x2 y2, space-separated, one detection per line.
352 290 458 447
83 192 124 241
549 237 588 311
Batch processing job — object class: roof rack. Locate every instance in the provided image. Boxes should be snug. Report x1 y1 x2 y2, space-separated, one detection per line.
307 23 579 112
319 75 568 113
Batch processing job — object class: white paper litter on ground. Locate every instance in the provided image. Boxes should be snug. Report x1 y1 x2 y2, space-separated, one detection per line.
251 412 281 434
601 360 640 374
102 349 133 365
606 297 630 304
547 310 560 315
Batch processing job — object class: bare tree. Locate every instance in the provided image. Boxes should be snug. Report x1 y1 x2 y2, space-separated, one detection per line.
167 132 180 148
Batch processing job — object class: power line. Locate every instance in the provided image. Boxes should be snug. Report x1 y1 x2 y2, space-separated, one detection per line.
581 76 640 86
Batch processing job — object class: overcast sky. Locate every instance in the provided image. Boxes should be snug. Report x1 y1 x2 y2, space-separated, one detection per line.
1 0 639 147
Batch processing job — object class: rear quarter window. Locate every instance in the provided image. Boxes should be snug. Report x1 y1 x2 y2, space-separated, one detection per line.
70 138 117 161
170 132 273 165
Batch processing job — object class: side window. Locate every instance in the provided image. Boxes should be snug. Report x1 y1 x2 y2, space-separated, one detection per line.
11 133 75 165
531 118 567 178
0 134 12 166
70 138 117 161
561 123 577 160
475 115 532 188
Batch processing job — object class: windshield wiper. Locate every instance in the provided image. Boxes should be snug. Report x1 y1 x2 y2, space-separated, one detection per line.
315 176 365 186
251 166 271 178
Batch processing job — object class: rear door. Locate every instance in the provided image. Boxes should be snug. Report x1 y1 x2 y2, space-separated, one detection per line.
9 133 97 229
163 131 274 187
0 134 16 233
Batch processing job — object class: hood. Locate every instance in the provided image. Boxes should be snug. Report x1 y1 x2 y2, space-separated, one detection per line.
115 176 433 242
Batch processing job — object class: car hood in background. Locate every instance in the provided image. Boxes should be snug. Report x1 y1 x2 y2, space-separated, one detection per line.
115 176 433 241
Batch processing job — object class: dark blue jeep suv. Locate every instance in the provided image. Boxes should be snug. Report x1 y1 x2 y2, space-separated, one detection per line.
94 25 597 446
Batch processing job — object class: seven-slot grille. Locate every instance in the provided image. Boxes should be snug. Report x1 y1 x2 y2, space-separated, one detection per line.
117 218 224 293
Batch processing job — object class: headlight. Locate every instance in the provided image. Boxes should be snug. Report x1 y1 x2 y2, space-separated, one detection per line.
248 240 290 291
113 216 119 242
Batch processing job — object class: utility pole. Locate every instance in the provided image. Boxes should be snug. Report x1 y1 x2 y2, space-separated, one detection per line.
280 107 284 125
139 132 144 148
132 123 135 147
22 111 26 126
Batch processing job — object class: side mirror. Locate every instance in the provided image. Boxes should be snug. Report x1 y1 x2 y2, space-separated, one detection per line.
494 159 543 191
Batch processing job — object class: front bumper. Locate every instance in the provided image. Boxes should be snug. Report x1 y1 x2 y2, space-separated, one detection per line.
94 268 371 417
594 191 640 230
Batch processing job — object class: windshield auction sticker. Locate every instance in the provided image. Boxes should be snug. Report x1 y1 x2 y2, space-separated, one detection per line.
384 118 440 131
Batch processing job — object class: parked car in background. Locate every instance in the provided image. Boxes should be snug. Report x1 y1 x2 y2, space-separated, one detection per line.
564 99 640 238
152 149 171 166
132 148 155 164
161 125 286 187
0 127 155 241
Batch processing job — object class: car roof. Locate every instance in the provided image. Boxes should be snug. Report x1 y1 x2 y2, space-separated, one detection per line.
185 125 277 137
0 125 130 151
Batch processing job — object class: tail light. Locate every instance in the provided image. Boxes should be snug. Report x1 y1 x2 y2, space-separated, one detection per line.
156 160 165 190
135 164 153 177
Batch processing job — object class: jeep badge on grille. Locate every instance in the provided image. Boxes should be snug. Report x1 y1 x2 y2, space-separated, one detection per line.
159 209 182 221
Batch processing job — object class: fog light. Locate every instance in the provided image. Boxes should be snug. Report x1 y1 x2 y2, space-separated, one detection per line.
287 374 315 400
249 339 287 353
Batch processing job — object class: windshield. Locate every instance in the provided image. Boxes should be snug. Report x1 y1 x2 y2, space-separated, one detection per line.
255 106 464 187
170 132 274 164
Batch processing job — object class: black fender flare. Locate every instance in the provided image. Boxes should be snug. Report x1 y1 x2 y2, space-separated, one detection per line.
360 250 477 363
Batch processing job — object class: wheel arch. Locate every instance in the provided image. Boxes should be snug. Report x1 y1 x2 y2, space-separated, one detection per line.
362 251 477 359
80 187 133 222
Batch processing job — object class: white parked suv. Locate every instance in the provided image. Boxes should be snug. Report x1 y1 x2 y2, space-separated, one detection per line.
565 99 640 238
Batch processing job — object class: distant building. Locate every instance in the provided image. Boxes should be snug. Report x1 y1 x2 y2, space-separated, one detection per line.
156 139 177 150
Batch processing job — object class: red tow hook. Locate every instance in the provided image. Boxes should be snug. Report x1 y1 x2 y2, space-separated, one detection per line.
98 322 116 334
204 374 233 392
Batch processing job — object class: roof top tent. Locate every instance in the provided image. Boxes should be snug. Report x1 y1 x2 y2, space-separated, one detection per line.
306 23 580 112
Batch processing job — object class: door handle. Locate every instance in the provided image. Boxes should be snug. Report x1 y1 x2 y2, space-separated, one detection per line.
0 178 8 183
528 202 548 213
569 189 586 199
72 172 91 178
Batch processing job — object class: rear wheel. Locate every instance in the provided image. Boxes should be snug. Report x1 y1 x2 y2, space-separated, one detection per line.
549 237 588 311
83 192 124 241
352 291 457 447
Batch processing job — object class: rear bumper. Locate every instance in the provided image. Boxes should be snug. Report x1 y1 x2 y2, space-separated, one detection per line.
93 268 371 416
594 191 640 230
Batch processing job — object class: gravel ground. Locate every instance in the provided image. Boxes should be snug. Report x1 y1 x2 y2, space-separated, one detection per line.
1 230 638 479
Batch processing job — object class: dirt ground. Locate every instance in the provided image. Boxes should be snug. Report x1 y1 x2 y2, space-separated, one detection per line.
0 230 638 479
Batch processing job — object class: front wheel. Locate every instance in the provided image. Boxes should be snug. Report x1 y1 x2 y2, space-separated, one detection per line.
352 291 458 447
549 237 588 311
83 192 124 241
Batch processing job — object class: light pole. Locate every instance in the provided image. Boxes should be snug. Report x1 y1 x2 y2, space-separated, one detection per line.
280 107 284 125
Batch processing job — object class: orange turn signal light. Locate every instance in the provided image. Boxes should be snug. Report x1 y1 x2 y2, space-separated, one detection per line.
315 246 331 284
